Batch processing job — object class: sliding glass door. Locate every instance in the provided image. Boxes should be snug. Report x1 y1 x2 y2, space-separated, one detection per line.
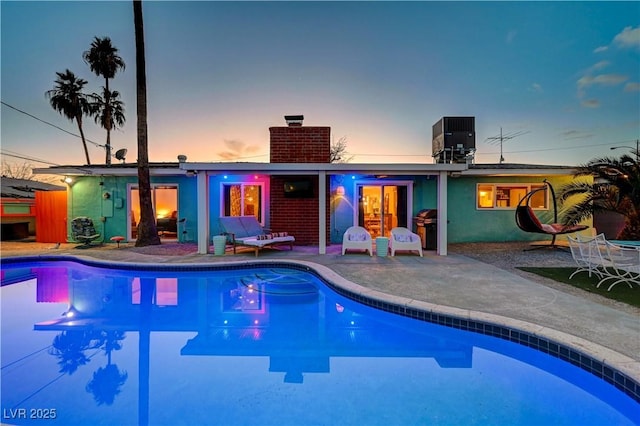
129 185 178 240
357 183 409 238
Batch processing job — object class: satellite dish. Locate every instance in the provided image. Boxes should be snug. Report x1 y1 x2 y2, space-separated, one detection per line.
115 148 127 163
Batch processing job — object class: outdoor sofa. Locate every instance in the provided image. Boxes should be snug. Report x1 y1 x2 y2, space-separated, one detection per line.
218 216 295 257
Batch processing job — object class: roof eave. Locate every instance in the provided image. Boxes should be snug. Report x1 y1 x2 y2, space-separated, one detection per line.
180 162 468 175
32 165 186 177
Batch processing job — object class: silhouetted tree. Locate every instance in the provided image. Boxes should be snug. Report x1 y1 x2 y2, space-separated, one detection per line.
83 37 126 165
46 70 94 165
49 330 102 375
2 161 34 180
91 88 126 152
100 330 126 364
86 364 128 405
330 136 353 163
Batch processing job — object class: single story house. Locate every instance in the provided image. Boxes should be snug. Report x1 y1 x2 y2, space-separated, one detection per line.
33 117 592 255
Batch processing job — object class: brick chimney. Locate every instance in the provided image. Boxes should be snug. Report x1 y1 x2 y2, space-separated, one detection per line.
269 115 331 245
269 115 331 163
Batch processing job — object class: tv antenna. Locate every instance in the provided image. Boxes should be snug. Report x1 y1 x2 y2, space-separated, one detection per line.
114 148 127 163
484 127 530 164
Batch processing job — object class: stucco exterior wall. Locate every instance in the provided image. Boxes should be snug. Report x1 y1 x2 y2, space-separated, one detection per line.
67 175 197 243
208 174 271 238
446 175 592 243
329 174 592 245
66 170 592 247
329 175 437 244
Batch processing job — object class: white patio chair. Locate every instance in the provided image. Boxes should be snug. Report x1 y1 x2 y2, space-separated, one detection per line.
568 233 608 280
390 227 423 257
342 226 373 256
597 241 640 291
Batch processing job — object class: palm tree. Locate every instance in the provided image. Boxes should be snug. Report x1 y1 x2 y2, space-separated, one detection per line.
559 151 640 240
92 88 126 141
49 330 102 375
83 37 126 165
46 70 94 165
133 0 160 246
86 364 128 405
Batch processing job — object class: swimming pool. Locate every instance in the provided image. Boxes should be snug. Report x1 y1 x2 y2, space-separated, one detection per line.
1 259 638 425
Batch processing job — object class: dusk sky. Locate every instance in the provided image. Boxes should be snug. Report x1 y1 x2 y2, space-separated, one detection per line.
1 1 639 169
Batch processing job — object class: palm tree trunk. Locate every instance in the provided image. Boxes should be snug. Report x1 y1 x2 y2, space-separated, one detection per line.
105 79 112 165
133 0 160 247
75 114 91 165
105 128 111 165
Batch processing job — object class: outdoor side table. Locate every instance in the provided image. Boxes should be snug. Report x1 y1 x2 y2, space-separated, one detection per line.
212 235 227 256
376 236 389 257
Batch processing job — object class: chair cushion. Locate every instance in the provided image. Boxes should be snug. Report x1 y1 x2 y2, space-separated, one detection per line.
526 207 544 228
348 232 368 241
239 216 264 236
256 231 288 240
541 223 562 233
238 235 295 247
219 217 249 238
394 233 420 243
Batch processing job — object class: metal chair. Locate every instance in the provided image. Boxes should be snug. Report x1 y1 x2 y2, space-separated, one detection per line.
71 217 101 248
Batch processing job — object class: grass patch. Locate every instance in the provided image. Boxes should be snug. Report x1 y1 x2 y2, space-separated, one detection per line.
517 267 640 308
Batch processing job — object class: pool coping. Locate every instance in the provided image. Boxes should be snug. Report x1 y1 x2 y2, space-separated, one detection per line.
2 254 639 403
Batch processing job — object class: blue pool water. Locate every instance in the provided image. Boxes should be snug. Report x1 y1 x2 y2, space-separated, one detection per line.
1 260 638 426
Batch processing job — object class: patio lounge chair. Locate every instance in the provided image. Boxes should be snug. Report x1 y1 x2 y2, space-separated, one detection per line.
342 226 373 256
218 216 295 257
390 227 423 257
515 180 588 250
71 217 101 248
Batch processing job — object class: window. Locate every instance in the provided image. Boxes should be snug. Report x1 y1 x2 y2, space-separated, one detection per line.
131 277 178 306
476 184 547 209
356 182 411 238
129 184 178 239
222 183 263 222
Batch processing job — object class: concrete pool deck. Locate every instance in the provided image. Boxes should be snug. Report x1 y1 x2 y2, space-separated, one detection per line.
1 240 639 387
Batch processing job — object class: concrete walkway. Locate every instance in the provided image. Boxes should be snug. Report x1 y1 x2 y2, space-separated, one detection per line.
1 241 639 384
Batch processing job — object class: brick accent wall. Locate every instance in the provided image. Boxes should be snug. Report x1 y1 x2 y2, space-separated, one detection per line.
269 124 331 245
270 176 330 245
269 126 331 163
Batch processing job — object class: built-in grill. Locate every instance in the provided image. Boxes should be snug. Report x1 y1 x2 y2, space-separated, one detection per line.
413 209 437 250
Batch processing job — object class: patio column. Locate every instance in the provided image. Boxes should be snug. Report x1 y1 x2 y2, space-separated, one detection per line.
437 171 448 256
196 171 209 254
318 170 327 254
